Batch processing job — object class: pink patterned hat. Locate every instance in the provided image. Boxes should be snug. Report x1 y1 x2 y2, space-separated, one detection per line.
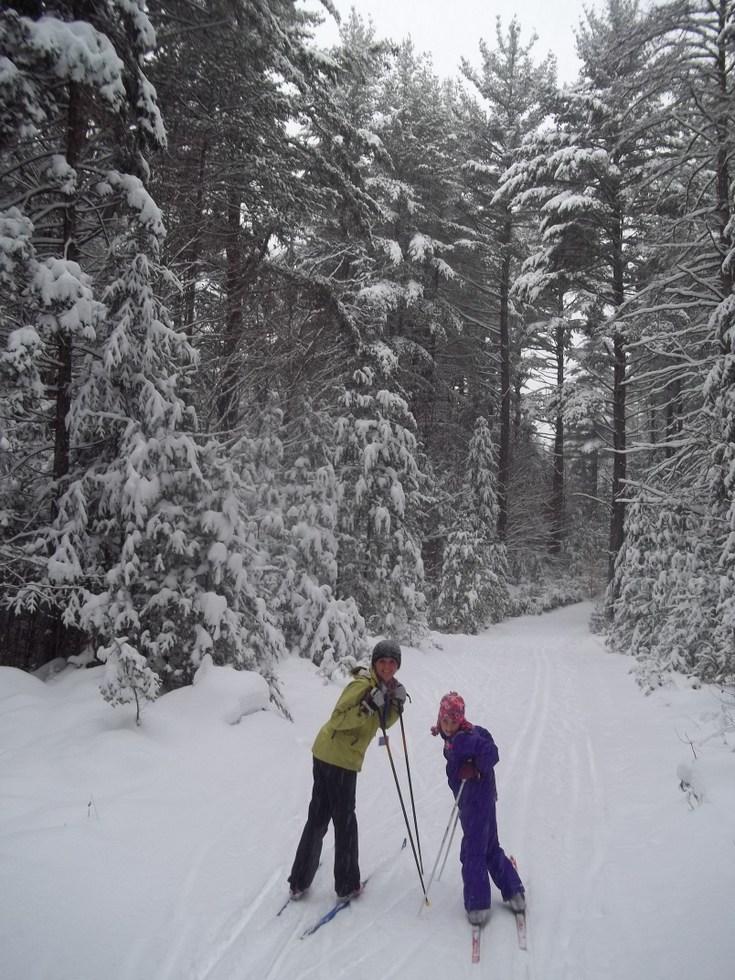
439 692 465 722
431 691 472 735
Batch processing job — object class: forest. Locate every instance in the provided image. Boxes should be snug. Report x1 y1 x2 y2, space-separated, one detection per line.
1 0 734 710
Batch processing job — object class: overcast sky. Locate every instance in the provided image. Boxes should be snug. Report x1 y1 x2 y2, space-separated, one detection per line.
308 0 593 83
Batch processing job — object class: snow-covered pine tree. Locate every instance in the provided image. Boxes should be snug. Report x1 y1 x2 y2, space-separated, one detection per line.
335 356 428 642
458 16 558 542
467 416 502 538
433 527 505 633
0 2 291 709
612 494 719 687
434 417 509 632
278 397 368 674
79 362 290 711
704 290 735 683
0 0 166 661
98 637 160 726
609 0 735 683
647 527 718 684
611 498 669 671
147 0 380 420
315 18 471 493
498 0 672 593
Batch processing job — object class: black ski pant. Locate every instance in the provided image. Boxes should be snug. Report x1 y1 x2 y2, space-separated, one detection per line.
288 757 360 897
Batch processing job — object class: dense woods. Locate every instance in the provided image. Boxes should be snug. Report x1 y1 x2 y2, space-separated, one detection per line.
2 0 734 708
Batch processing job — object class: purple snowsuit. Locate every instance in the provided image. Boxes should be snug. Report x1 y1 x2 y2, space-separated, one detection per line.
441 724 523 913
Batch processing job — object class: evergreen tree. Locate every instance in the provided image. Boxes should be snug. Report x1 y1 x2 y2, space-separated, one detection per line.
608 0 735 683
458 17 558 541
334 359 427 641
98 637 161 726
434 417 509 631
500 0 672 591
704 292 735 683
147 0 377 429
278 397 369 672
0 2 292 707
612 496 719 686
0 0 167 659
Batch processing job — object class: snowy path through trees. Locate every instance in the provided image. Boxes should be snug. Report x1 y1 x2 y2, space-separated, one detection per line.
2 602 734 980
198 603 733 980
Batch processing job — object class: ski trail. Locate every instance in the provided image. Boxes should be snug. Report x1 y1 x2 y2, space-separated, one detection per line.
6 602 735 980
517 623 613 980
196 868 284 980
153 835 232 980
262 901 314 980
502 646 553 849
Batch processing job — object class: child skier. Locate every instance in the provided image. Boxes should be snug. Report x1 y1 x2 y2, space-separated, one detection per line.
287 640 407 901
432 691 524 925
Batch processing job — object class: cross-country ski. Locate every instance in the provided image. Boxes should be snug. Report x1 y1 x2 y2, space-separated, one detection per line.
299 889 361 939
514 909 528 950
471 923 482 964
299 837 406 938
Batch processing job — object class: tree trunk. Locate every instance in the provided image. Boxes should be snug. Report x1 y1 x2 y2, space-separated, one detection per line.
549 291 566 554
608 209 627 587
52 82 84 502
715 0 733 299
181 138 208 338
665 376 682 455
217 187 244 429
46 81 85 662
497 213 512 542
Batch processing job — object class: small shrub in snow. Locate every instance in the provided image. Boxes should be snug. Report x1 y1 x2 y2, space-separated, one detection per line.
98 638 161 726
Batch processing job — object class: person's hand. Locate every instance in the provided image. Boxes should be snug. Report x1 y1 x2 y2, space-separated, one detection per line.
389 681 407 710
361 686 386 714
459 761 480 781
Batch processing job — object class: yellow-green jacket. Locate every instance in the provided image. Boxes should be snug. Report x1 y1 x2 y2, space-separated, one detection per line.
312 668 400 772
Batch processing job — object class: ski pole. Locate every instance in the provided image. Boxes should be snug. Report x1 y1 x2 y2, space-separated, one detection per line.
398 710 423 874
421 780 466 909
437 799 462 881
380 722 429 904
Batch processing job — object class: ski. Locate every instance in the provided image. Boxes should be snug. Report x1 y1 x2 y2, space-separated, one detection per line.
276 894 302 917
277 859 323 916
514 910 528 950
471 924 481 963
299 837 407 940
509 855 528 950
299 891 358 938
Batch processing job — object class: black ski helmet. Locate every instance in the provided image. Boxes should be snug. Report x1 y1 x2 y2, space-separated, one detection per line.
371 639 402 668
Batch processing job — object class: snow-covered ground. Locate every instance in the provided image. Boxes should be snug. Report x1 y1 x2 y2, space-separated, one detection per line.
2 602 734 980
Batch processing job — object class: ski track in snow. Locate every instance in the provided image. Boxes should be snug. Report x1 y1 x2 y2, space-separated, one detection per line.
212 607 621 980
204 610 722 979
5 602 735 980
243 612 616 978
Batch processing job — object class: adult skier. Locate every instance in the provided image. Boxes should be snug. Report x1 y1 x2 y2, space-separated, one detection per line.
288 640 407 900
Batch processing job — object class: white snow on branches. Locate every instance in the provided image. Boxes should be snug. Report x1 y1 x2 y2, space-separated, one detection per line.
105 173 165 237
28 17 126 108
0 207 33 279
31 258 103 340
